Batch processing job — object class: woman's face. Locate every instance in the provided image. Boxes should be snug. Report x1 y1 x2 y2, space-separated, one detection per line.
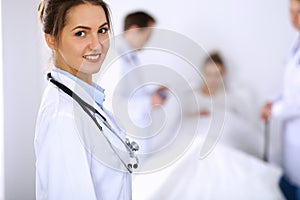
203 63 225 91
54 3 110 82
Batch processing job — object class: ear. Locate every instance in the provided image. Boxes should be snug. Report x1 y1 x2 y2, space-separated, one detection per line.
44 33 57 50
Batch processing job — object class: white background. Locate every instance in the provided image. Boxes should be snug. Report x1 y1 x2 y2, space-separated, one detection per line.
0 0 4 199
1 0 295 199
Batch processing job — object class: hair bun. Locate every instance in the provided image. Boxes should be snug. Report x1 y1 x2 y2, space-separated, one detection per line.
38 0 45 23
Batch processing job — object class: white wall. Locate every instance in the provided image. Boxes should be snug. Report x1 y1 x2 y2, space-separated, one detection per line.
106 0 295 164
0 0 4 199
2 0 43 199
0 0 295 199
107 0 295 103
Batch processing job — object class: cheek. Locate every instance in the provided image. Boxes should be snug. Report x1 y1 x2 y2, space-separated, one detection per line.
60 43 85 67
61 39 83 56
297 14 300 22
206 74 222 86
102 39 110 53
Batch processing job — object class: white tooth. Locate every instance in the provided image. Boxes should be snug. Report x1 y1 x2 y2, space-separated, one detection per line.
85 55 100 60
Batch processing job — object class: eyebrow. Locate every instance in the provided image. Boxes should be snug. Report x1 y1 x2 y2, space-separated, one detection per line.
71 22 108 31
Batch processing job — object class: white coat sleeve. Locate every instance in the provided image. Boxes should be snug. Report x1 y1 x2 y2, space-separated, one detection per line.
35 114 97 200
127 93 152 127
100 58 153 128
272 98 300 120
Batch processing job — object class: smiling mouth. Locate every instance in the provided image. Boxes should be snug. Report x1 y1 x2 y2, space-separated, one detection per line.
83 54 101 62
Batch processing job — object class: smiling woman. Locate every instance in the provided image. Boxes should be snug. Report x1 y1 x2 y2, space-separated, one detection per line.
35 0 136 199
43 3 110 84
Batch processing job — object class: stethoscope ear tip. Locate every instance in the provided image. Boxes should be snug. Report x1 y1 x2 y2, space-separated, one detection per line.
127 162 138 172
47 73 52 80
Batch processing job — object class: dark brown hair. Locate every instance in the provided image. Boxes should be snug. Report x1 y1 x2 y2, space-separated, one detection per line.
124 11 156 31
38 0 112 41
204 51 226 73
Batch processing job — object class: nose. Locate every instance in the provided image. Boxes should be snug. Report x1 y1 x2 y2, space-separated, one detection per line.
89 34 102 51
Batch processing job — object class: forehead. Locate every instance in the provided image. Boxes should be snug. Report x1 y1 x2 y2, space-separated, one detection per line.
204 63 223 71
290 0 300 10
65 3 107 27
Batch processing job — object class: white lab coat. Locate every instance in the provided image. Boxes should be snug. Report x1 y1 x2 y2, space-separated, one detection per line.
35 70 132 200
272 36 300 187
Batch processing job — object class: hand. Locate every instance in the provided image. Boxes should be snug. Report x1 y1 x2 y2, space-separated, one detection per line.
199 109 210 116
260 101 273 122
151 87 168 106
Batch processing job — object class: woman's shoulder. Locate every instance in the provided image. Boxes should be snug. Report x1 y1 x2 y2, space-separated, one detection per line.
36 83 77 132
35 83 81 148
40 83 74 115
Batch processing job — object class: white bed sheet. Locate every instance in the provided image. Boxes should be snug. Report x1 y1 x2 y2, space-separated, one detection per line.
132 133 284 200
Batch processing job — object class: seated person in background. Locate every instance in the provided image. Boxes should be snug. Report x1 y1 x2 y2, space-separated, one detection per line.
183 51 262 158
190 51 237 117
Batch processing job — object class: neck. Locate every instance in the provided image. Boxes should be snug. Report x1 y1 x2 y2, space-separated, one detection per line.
123 33 140 50
77 72 92 85
202 86 217 96
56 65 92 85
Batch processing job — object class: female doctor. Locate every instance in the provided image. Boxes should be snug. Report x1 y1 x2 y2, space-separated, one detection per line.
35 0 137 199
260 0 300 199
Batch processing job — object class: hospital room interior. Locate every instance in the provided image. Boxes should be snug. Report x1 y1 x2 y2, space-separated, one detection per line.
0 0 299 199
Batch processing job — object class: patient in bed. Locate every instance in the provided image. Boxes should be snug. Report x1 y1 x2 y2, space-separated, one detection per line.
132 51 284 200
182 51 263 158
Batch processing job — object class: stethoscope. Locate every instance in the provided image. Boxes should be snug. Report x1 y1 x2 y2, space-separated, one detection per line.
47 73 139 173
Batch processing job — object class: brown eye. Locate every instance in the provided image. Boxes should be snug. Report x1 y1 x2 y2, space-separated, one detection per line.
75 31 86 37
98 27 108 34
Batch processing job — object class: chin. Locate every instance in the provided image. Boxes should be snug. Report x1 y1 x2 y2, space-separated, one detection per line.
88 67 101 75
81 63 102 74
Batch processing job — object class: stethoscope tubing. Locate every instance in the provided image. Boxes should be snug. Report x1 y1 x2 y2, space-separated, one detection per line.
47 73 138 173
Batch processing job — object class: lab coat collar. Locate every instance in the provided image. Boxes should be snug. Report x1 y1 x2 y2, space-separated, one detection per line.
46 69 135 174
52 67 105 108
116 36 140 65
50 68 102 113
290 34 300 57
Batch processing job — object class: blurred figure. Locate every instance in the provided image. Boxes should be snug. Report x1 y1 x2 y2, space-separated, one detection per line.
190 51 250 121
101 11 167 153
260 0 300 199
183 51 261 157
194 51 228 117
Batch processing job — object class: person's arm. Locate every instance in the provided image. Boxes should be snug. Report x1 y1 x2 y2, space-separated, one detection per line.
272 99 300 120
35 114 97 200
260 92 283 122
127 93 153 127
151 87 168 106
261 90 300 121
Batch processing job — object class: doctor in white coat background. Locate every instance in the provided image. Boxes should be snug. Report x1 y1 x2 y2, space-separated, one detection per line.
100 11 168 154
260 0 300 199
35 0 135 199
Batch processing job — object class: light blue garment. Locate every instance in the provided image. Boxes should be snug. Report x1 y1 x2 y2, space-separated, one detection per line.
53 67 105 108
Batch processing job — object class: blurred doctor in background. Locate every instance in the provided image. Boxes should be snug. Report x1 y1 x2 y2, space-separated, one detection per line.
100 11 168 153
260 0 300 199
